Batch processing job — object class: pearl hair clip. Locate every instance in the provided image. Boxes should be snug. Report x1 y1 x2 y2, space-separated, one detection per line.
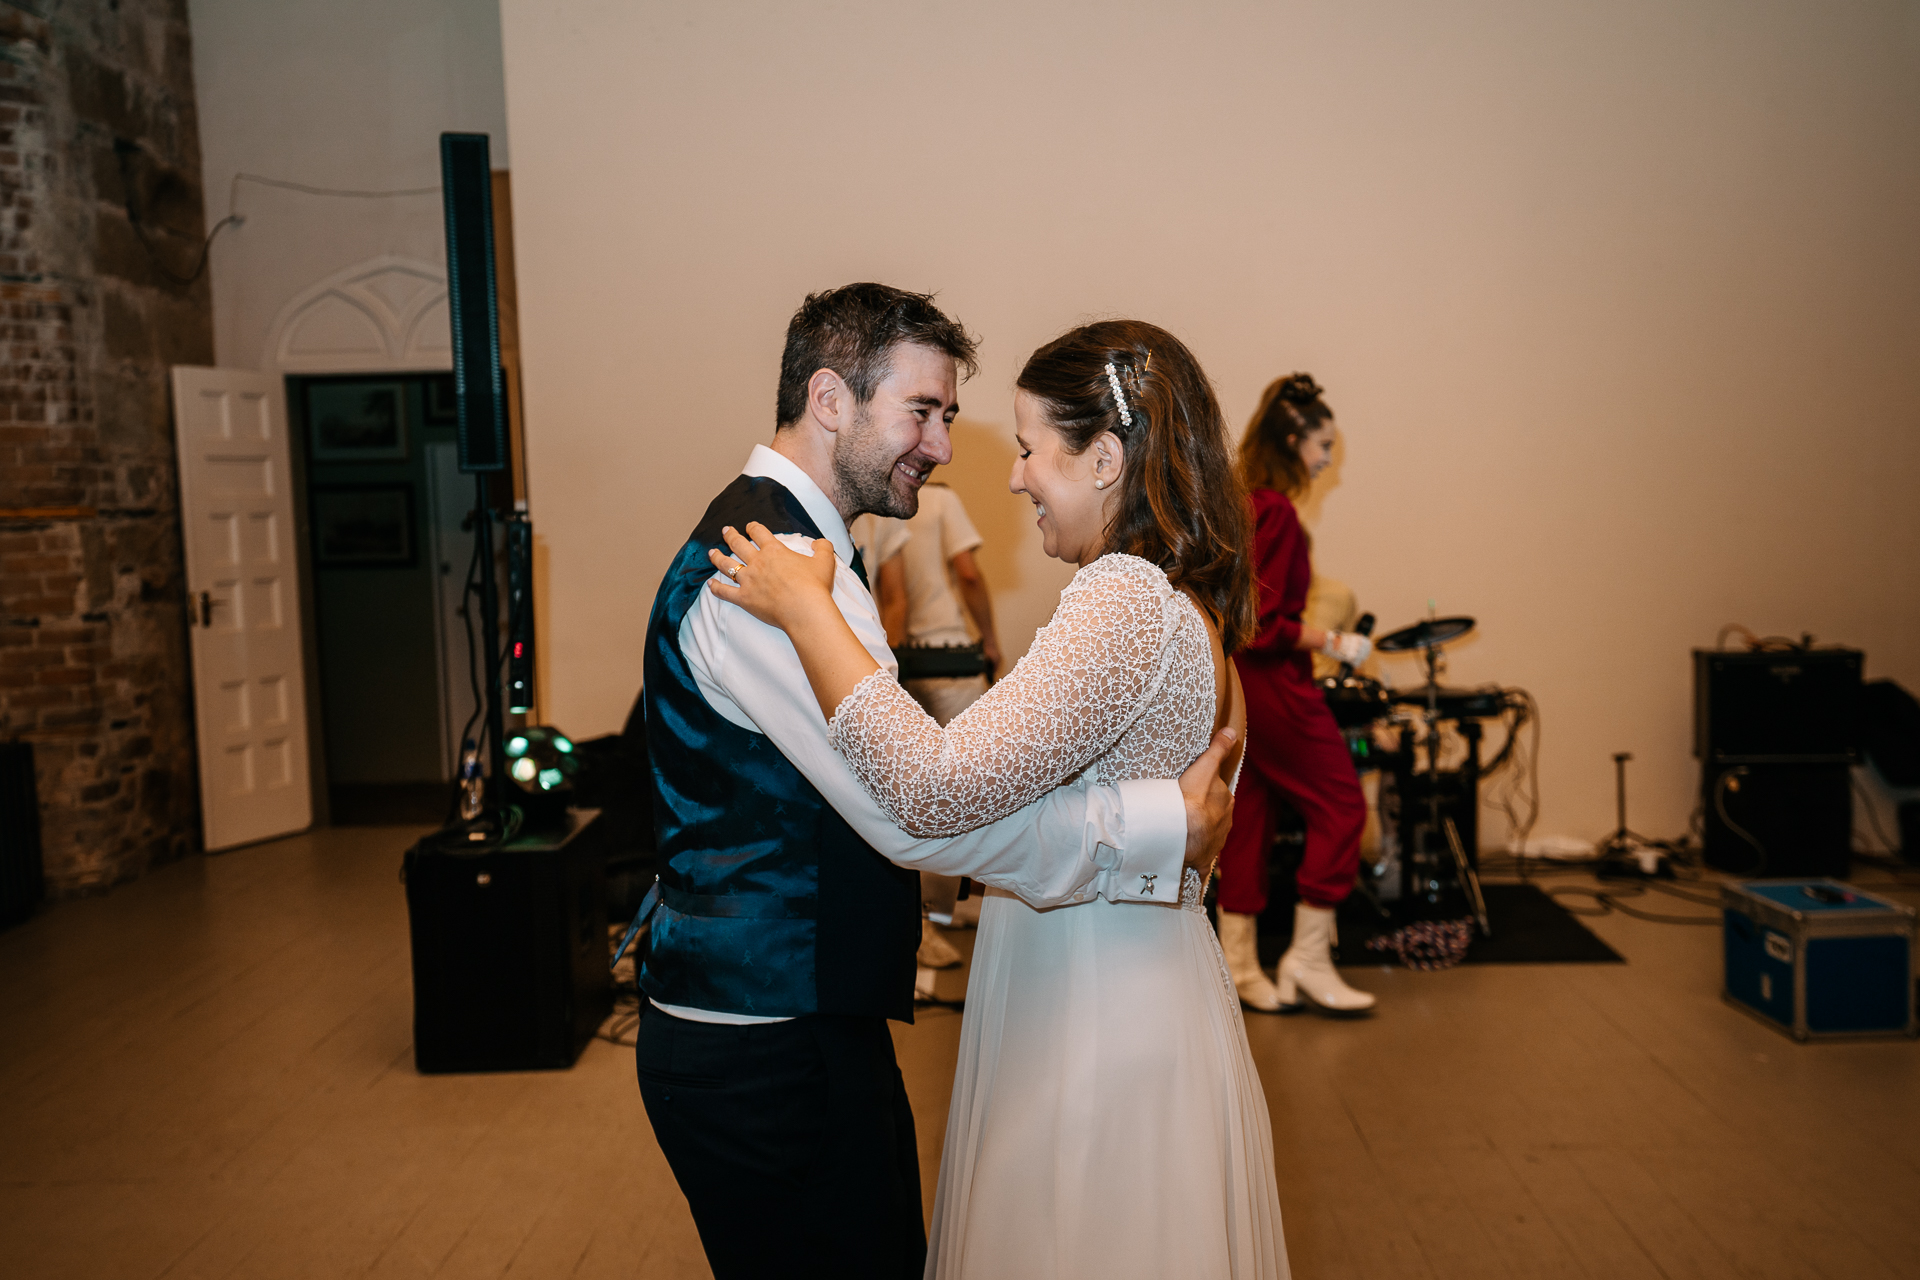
1105 362 1132 427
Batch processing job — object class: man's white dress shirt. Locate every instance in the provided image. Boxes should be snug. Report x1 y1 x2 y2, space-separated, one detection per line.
653 445 1189 1023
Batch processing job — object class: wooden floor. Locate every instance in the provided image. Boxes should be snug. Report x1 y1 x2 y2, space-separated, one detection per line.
3 826 1917 1280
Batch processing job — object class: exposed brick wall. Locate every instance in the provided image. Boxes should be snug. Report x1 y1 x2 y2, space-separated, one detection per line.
1 0 212 895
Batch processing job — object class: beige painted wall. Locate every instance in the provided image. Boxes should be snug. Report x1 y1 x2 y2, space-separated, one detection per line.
500 0 1920 846
192 0 509 368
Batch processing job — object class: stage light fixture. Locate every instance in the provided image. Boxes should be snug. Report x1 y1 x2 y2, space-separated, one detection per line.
505 726 579 796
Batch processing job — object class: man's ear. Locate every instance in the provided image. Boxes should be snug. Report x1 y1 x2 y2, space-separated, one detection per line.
807 368 849 434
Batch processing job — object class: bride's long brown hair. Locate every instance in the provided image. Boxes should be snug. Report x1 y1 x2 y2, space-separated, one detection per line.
1016 320 1256 653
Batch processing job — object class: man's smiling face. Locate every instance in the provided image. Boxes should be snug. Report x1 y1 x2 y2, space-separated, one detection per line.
831 342 959 520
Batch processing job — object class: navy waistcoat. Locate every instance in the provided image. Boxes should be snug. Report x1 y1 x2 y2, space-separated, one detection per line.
640 474 920 1021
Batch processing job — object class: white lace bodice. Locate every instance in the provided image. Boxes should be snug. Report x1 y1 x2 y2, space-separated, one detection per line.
828 553 1217 846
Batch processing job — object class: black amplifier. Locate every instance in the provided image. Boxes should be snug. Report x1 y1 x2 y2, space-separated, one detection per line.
404 811 611 1073
1694 648 1862 763
1700 762 1851 878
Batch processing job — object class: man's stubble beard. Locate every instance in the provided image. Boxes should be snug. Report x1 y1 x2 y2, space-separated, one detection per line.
832 405 922 521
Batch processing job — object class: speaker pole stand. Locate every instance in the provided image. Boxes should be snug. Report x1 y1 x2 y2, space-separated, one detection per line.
475 475 508 807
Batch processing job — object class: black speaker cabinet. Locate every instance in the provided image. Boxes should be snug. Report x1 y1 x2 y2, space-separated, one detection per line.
0 741 45 929
1701 763 1851 878
1694 648 1862 763
404 812 611 1073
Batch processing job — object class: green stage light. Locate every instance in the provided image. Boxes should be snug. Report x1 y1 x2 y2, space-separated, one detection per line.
503 725 581 797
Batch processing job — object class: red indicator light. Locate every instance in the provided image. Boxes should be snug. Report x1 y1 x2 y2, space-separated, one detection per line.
512 642 524 658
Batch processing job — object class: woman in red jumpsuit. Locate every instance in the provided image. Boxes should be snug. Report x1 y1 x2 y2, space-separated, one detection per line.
1218 373 1377 1014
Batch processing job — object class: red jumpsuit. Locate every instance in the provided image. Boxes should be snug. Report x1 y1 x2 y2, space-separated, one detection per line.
1220 488 1368 912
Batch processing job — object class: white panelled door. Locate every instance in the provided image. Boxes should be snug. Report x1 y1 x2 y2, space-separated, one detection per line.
171 367 313 850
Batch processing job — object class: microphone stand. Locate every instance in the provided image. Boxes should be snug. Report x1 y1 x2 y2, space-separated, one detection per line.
1596 752 1666 879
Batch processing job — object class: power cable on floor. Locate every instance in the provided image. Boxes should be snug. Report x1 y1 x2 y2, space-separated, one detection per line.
1547 883 1720 926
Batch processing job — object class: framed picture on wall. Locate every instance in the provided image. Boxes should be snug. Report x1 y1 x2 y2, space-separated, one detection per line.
308 381 408 461
423 375 459 424
312 485 416 568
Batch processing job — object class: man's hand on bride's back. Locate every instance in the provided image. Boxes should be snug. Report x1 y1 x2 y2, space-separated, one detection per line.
708 520 839 632
1180 728 1239 880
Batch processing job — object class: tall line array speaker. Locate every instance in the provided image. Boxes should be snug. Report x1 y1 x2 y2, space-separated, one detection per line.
439 132 508 474
404 814 611 1073
1694 648 1861 876
0 742 44 928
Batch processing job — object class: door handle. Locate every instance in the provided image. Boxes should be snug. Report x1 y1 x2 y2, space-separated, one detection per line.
198 590 213 627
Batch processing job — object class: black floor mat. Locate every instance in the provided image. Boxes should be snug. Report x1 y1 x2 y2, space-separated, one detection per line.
1255 881 1625 967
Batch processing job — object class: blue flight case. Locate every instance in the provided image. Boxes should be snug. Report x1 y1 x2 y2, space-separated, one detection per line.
1721 879 1917 1041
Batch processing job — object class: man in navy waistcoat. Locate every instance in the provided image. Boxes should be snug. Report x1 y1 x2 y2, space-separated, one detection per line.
636 283 1237 1279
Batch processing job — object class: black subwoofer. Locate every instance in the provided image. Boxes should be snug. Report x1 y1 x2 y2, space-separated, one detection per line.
404 813 610 1072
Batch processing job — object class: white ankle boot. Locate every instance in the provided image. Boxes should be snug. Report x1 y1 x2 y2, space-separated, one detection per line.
1217 911 1281 1012
1275 903 1376 1015
916 918 963 970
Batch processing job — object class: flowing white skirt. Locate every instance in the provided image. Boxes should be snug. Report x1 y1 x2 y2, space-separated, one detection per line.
926 879 1290 1279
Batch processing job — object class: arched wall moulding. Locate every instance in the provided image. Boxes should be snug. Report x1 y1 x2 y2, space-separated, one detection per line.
261 255 454 373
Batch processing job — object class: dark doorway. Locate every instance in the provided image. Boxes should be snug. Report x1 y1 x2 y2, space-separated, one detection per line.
289 372 499 827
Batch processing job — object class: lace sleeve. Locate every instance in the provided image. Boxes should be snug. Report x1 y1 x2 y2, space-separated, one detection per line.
827 555 1182 837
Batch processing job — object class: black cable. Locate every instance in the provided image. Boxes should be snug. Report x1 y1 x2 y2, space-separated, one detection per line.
135 213 240 287
1715 623 1758 651
596 990 643 1047
1481 688 1541 856
1547 884 1720 926
230 171 440 202
444 517 491 826
1481 691 1530 776
1849 853 1920 886
1645 880 1723 909
1475 855 1602 878
438 508 520 841
112 139 241 288
1713 768 1767 877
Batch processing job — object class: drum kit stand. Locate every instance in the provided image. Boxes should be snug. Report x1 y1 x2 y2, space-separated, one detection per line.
1321 611 1506 936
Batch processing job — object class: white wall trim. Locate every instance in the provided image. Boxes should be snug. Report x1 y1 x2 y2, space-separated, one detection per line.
261 254 454 373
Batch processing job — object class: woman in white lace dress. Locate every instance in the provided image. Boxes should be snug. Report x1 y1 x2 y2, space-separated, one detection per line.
710 321 1290 1279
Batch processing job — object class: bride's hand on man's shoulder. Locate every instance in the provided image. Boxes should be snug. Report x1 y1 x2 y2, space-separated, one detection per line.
707 520 839 629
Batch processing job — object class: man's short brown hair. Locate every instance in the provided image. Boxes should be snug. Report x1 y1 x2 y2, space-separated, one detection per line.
775 283 979 429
